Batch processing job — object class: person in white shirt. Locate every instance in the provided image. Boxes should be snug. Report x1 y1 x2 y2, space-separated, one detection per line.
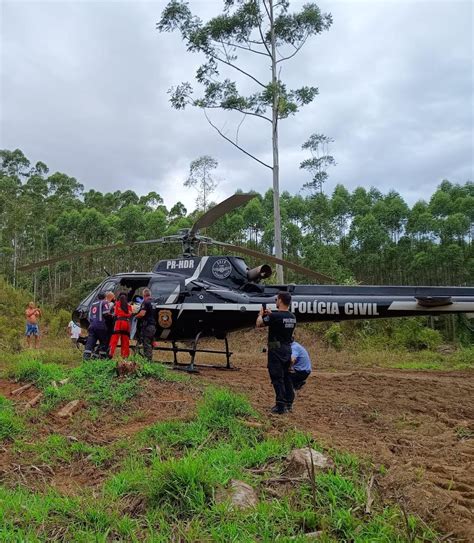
67 320 82 346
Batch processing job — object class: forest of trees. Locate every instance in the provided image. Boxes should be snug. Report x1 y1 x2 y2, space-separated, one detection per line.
0 149 473 305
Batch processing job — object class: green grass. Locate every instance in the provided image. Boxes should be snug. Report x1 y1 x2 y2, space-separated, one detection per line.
352 347 474 371
0 395 24 442
455 425 474 440
13 433 115 468
4 354 180 412
101 388 437 541
0 357 439 541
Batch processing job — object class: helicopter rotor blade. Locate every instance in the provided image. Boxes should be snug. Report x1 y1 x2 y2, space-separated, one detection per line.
17 240 160 272
213 241 336 283
190 193 256 235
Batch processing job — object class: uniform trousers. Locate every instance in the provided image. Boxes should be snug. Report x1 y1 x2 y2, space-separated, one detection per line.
267 345 295 410
141 324 156 361
290 370 311 390
109 321 131 358
84 324 109 359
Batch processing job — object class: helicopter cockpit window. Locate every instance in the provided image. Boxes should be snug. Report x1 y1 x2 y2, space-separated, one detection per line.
114 278 151 301
233 258 249 277
150 280 181 304
101 280 118 293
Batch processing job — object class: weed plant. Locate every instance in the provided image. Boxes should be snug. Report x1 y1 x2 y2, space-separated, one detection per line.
4 355 180 412
0 395 24 442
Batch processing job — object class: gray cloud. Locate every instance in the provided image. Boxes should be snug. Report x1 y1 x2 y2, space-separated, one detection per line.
1 0 472 211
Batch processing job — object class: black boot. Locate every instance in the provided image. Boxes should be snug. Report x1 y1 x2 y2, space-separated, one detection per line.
270 405 287 415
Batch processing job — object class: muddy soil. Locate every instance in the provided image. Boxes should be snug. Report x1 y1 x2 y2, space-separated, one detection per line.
193 343 474 541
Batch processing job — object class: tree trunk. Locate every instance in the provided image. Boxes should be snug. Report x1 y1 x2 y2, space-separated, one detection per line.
12 233 18 287
269 0 284 284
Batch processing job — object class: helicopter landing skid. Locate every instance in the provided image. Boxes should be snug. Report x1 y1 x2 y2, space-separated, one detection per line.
154 334 238 373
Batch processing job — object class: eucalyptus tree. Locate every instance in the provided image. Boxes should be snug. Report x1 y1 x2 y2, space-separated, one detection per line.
300 133 335 194
157 0 332 282
184 155 219 211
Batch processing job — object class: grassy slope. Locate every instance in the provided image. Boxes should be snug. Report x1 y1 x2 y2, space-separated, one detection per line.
0 351 438 542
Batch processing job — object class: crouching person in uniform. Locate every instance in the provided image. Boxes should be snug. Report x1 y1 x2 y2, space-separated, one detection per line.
290 338 312 391
256 291 297 415
135 288 156 361
83 292 110 360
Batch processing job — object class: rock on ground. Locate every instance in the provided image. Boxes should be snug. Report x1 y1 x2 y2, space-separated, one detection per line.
216 479 258 510
56 400 83 418
284 448 334 477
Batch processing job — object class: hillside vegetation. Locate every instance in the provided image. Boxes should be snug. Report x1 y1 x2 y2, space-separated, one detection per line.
1 149 472 303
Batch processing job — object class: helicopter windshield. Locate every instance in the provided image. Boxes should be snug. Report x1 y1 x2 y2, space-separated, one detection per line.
232 257 249 277
150 279 182 304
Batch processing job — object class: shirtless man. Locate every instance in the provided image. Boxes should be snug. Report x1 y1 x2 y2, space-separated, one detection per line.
25 301 42 348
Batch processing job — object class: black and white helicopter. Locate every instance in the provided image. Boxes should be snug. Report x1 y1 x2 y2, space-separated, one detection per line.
20 194 474 371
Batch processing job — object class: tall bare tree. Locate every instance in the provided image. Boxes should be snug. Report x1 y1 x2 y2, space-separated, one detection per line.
184 155 219 211
157 0 332 282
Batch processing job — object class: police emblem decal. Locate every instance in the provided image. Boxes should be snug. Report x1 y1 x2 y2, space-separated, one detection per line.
211 258 232 279
158 310 173 329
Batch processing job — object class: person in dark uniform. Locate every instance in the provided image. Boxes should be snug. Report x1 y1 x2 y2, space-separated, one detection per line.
104 291 116 346
256 291 297 414
83 292 111 360
135 288 156 361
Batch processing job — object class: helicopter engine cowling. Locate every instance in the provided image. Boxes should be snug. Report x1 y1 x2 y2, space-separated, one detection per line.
247 264 272 283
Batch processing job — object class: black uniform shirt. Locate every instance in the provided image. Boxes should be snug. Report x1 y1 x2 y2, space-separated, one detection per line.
140 298 155 326
263 310 297 346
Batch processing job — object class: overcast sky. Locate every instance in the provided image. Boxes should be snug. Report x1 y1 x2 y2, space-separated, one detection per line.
1 0 472 211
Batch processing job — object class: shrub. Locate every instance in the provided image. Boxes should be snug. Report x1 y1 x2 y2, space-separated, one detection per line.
324 323 343 350
48 309 72 337
392 319 442 351
147 456 214 516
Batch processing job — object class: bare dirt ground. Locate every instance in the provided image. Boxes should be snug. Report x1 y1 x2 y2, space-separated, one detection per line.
186 334 474 542
2 331 473 541
185 331 474 542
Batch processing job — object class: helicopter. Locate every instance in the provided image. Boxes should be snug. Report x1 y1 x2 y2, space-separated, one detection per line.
19 193 474 371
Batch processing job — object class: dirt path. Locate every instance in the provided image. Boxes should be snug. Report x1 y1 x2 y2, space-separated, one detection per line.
197 359 474 541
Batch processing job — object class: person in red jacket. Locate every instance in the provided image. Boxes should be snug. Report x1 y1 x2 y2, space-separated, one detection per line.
109 293 133 359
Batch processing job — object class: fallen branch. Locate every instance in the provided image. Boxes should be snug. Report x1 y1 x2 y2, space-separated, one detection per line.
365 474 375 514
193 431 217 455
305 442 318 512
11 383 33 396
288 532 322 541
264 476 307 484
26 393 43 408
56 400 83 418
